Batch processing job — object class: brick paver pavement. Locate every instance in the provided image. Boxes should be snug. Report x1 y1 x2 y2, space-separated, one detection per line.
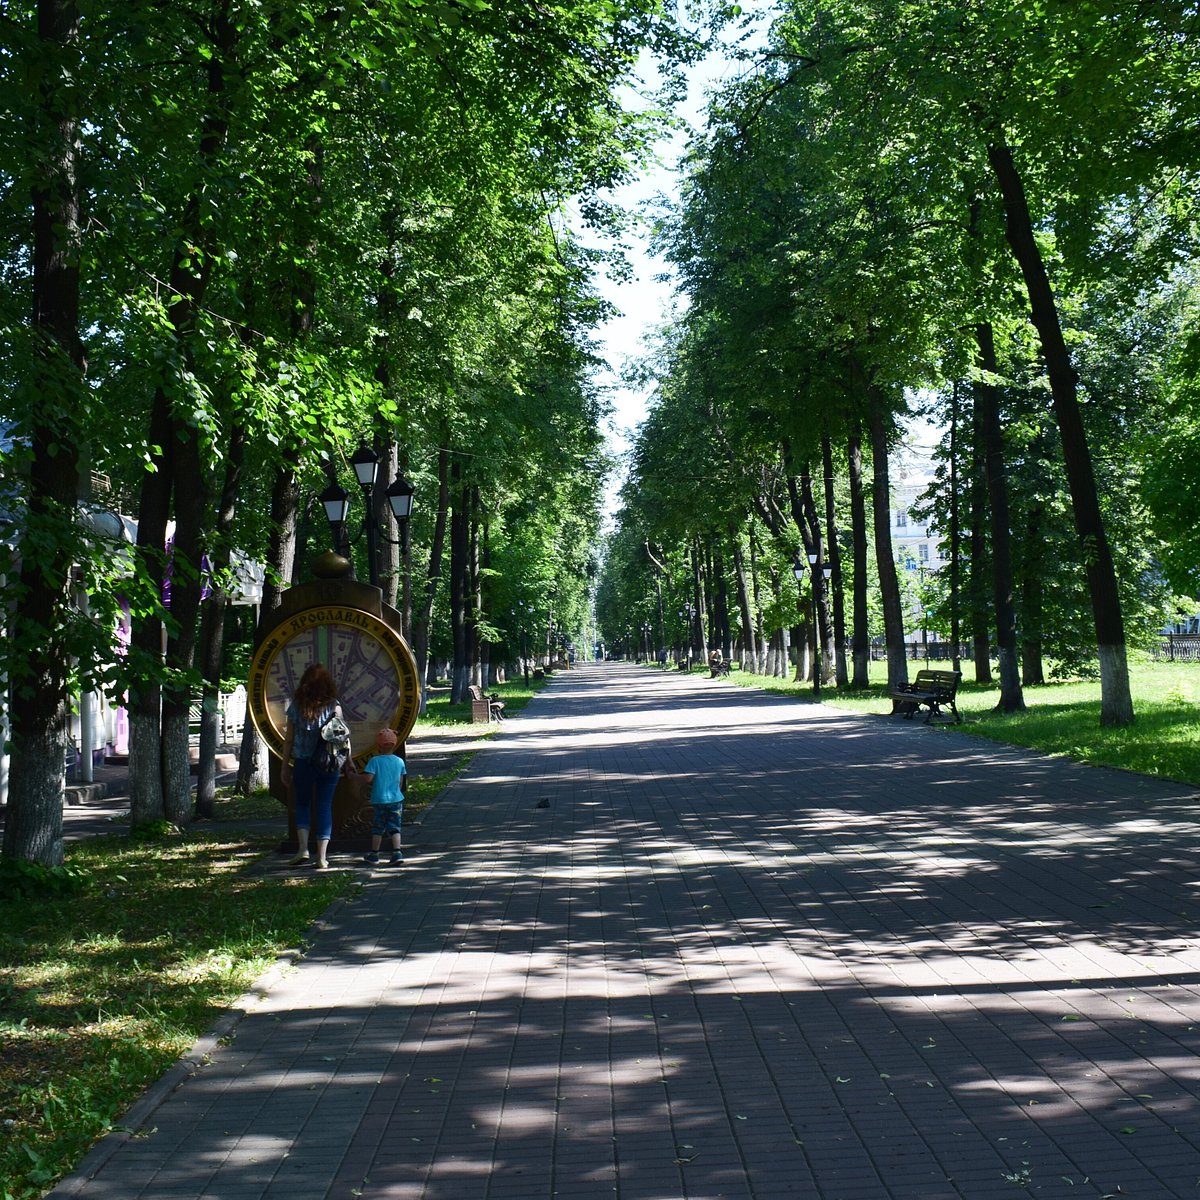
53 663 1200 1199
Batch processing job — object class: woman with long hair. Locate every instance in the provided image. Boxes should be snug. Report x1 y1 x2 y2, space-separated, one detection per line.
280 663 343 868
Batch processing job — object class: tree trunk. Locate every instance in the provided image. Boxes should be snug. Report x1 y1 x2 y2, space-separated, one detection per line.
987 136 1133 725
161 424 209 826
789 623 804 682
398 446 412 640
196 426 246 818
129 14 235 823
749 526 766 673
948 384 962 674
822 433 848 686
801 463 834 686
869 406 908 692
712 543 732 658
969 385 993 684
731 532 757 672
375 434 400 610
469 491 481 688
449 465 469 703
782 441 815 683
976 321 1025 713
128 386 172 827
847 432 870 688
413 447 449 712
1020 420 1049 688
644 542 669 657
236 461 298 795
1021 496 1047 687
194 593 228 819
480 514 493 685
3 0 84 865
690 539 706 658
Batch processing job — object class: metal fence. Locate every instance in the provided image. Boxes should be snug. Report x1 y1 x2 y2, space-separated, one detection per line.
868 637 1200 663
1153 634 1200 662
869 641 971 662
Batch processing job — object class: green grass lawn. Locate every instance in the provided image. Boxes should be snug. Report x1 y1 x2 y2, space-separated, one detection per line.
726 656 1200 788
0 835 356 1200
416 672 550 727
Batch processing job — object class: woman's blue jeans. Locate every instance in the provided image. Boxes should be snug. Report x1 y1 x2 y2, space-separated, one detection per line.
292 759 338 840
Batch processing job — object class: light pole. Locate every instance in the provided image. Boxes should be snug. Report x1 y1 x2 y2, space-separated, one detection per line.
816 560 832 695
321 444 415 591
914 562 924 660
645 541 667 658
792 559 809 689
511 609 531 688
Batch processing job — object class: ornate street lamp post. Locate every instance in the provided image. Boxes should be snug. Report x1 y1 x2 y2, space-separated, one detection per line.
680 602 695 667
321 444 415 592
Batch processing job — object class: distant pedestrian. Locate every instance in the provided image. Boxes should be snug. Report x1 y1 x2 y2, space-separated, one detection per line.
361 728 407 867
280 663 346 870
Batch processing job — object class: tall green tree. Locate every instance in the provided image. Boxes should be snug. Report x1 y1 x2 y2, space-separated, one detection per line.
1 0 86 864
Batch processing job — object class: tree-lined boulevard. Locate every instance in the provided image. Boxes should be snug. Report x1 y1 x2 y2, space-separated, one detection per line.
5 2 1200 865
602 0 1200 739
5 2 1200 1195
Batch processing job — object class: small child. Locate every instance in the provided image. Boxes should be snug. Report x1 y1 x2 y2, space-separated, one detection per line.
361 728 407 867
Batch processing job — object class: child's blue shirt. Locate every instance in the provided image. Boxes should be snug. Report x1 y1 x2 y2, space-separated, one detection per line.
364 754 405 807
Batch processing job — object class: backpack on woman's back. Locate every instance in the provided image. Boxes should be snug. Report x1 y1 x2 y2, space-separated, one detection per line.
310 711 351 775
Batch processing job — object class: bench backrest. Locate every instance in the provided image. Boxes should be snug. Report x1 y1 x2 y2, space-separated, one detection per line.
912 669 961 693
467 685 484 702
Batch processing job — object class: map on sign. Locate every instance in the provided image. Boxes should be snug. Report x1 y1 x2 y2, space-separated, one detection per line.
248 603 419 760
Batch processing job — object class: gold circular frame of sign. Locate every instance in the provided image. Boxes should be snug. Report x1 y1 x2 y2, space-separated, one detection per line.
247 604 419 762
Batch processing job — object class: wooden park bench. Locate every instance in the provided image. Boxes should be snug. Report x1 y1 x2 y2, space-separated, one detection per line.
889 668 962 724
468 685 505 724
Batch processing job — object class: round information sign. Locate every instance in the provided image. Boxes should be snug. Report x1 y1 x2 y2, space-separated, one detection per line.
248 599 419 763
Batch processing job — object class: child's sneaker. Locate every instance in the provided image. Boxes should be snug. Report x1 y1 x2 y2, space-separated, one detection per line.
362 851 380 865
383 851 404 867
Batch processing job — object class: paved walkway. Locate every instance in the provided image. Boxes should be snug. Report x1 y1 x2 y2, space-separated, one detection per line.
52 664 1200 1199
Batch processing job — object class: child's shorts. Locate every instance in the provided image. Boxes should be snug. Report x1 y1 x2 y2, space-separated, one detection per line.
371 804 403 837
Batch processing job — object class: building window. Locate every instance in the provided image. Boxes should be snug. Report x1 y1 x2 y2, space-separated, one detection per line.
896 510 908 529
919 543 929 562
